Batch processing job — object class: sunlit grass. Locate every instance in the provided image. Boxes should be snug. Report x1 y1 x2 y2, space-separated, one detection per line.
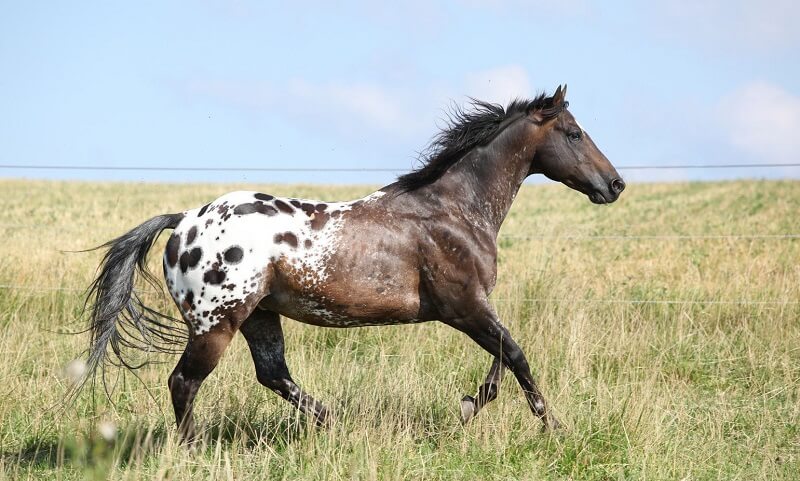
0 178 798 480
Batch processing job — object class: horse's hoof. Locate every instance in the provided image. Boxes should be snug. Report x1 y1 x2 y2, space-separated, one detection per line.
541 414 563 433
460 395 476 425
177 424 199 446
315 408 336 429
179 434 201 450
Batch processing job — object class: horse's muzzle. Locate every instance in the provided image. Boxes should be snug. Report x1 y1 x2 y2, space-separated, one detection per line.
589 177 625 204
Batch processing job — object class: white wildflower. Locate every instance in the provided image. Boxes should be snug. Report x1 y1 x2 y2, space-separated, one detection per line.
64 359 87 386
98 420 117 442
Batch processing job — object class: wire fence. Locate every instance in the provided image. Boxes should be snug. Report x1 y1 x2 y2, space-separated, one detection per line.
1 224 799 241
499 234 800 240
1 283 796 306
2 162 800 172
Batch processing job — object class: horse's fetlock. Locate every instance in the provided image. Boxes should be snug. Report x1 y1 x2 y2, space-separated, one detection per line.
479 383 498 402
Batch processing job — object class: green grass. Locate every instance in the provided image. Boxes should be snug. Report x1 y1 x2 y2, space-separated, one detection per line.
0 179 798 480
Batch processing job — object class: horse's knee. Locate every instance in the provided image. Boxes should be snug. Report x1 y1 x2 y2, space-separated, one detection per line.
251 351 291 389
168 370 200 406
256 373 295 398
168 367 189 395
254 366 286 388
255 371 279 389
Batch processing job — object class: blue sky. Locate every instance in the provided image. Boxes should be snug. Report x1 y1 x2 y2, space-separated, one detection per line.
1 1 799 185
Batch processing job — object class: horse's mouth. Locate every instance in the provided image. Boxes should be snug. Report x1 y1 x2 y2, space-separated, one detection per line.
588 190 618 205
563 178 620 205
588 192 607 204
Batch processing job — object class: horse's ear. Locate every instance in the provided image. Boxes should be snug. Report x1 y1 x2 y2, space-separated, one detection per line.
552 84 566 107
531 84 567 123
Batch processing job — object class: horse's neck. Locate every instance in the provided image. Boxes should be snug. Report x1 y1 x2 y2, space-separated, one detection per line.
430 122 533 235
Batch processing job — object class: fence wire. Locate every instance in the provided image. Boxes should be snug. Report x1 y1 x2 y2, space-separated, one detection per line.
1 283 796 306
499 234 800 240
0 223 798 241
2 162 800 172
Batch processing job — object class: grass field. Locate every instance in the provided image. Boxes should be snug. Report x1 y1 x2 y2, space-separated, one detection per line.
0 178 798 480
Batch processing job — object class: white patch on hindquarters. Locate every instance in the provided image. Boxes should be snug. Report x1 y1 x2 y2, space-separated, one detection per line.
163 189 386 335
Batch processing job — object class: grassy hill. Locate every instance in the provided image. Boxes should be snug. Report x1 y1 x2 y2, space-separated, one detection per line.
1 179 798 480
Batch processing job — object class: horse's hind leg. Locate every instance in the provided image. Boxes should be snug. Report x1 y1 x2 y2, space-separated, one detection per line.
168 325 236 442
460 357 505 424
240 309 331 426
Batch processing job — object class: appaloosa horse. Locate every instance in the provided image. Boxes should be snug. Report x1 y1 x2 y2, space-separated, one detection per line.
85 85 624 440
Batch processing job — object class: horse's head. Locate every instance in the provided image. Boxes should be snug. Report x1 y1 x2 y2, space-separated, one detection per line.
529 85 625 204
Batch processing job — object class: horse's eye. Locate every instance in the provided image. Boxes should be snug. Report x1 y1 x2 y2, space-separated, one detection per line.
567 130 582 142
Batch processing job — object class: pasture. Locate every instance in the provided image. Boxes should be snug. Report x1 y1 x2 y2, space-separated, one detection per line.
0 178 798 480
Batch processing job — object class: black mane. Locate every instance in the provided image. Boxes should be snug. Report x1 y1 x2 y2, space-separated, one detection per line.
396 93 565 192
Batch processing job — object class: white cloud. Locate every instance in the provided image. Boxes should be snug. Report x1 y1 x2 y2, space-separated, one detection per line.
718 81 800 162
187 78 421 137
185 65 540 144
287 80 417 134
464 65 532 104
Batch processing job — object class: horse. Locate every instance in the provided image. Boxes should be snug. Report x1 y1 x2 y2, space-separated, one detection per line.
84 85 625 441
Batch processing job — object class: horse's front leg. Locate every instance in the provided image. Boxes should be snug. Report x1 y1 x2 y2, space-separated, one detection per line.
445 306 561 430
460 357 505 424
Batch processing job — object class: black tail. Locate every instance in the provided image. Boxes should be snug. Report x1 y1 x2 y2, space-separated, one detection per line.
81 213 187 393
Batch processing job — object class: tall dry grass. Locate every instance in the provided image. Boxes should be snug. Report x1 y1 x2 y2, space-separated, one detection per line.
0 179 798 480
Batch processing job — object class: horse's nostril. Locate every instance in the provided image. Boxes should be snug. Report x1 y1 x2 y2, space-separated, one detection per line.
611 178 626 194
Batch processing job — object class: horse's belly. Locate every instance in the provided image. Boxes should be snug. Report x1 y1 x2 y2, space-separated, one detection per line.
260 284 423 328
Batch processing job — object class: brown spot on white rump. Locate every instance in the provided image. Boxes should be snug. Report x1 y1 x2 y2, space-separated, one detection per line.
203 269 226 284
274 200 294 214
310 212 330 230
179 247 203 273
274 232 299 248
166 233 180 267
224 246 244 264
